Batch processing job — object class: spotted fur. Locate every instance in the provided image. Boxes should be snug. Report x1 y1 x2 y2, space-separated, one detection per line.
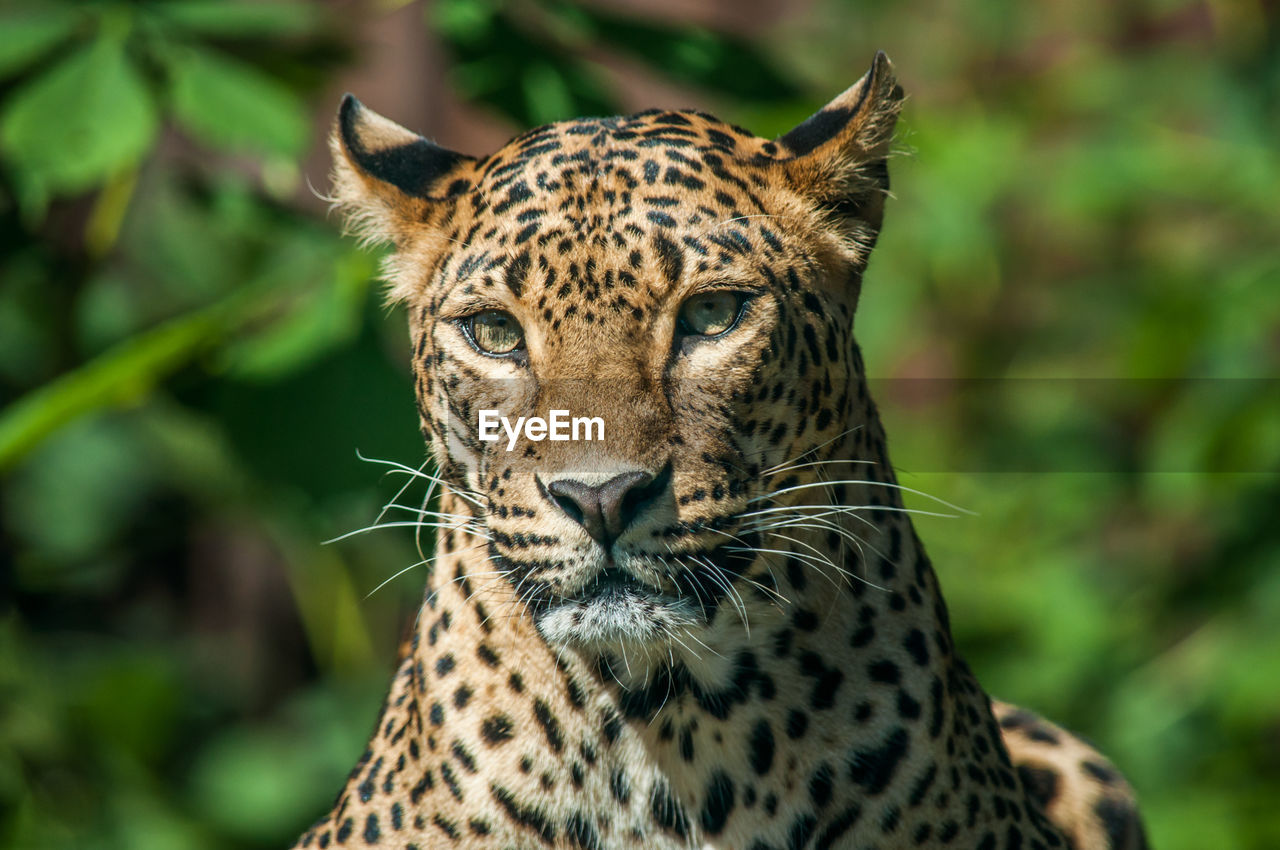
294 53 1149 849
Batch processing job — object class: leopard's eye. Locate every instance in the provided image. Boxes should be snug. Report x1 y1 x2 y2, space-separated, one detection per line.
678 291 746 337
466 310 525 355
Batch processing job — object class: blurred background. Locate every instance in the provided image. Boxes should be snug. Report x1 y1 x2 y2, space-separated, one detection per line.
1 0 1277 847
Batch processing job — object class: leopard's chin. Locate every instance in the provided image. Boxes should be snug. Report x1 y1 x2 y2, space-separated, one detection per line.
535 569 701 650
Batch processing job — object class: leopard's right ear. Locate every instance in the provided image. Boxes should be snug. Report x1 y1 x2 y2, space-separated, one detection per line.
330 95 475 246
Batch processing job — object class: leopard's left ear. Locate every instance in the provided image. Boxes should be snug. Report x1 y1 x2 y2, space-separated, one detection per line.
777 52 904 265
330 95 475 247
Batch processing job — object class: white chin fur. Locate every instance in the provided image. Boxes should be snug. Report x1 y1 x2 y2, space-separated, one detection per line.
537 590 700 650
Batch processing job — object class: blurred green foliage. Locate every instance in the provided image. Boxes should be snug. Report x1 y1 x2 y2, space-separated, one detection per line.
1 0 1278 848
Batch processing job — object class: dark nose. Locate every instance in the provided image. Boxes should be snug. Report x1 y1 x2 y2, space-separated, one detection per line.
545 469 666 548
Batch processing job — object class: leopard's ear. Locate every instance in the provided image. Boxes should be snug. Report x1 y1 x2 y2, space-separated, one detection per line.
777 52 904 268
330 95 475 246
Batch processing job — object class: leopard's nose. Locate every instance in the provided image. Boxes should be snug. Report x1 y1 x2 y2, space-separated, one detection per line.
545 468 666 549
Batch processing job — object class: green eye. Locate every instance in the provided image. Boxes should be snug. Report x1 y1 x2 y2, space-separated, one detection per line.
467 310 524 355
678 291 746 337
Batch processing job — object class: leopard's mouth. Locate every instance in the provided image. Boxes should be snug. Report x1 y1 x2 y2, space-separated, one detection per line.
581 567 657 599
534 567 702 648
531 537 760 649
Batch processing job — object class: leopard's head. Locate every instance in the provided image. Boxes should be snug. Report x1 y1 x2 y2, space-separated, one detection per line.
333 54 903 663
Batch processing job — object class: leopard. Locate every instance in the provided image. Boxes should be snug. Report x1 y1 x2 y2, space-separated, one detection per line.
292 53 1150 849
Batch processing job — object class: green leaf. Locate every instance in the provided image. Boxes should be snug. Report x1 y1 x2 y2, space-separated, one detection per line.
219 240 375 380
430 0 498 44
152 0 317 38
0 36 157 198
166 47 309 157
0 306 225 472
0 6 79 78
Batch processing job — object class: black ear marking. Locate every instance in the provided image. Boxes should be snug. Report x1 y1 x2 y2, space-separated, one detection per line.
780 104 857 157
338 94 472 199
777 51 901 161
770 52 904 280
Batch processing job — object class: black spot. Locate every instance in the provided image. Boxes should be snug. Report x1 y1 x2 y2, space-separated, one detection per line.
357 765 376 802
647 210 677 228
1027 723 1061 745
848 726 909 795
513 221 539 245
999 708 1036 731
1081 759 1120 786
908 763 937 807
814 805 862 849
811 668 844 711
409 770 433 803
879 804 900 833
904 628 930 666
809 762 834 808
601 709 623 745
749 719 775 775
793 608 819 631
610 768 630 804
451 739 477 772
928 676 945 738
565 811 602 850
1095 797 1143 849
565 677 587 710
491 784 556 844
680 726 695 761
651 780 690 838
774 627 795 657
532 698 564 752
504 251 531 295
440 761 463 800
1018 765 1059 809
868 659 900 684
492 180 533 215
363 813 380 843
785 558 807 591
699 771 736 835
850 624 875 647
432 812 459 839
786 814 818 850
655 232 686 285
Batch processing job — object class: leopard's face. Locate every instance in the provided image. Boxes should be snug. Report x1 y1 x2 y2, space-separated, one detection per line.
412 128 846 652
333 57 902 657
